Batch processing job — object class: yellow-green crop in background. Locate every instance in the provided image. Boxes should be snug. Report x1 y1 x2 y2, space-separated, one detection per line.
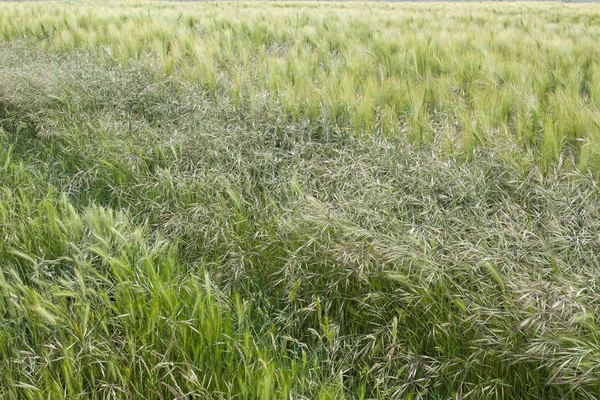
2 1 600 174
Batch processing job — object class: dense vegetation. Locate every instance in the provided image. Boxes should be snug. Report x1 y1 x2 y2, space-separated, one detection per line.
1 1 600 398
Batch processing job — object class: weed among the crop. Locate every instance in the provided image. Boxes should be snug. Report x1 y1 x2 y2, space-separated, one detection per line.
0 2 600 398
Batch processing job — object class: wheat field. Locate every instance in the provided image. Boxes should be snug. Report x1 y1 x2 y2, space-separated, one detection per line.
1 1 600 399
